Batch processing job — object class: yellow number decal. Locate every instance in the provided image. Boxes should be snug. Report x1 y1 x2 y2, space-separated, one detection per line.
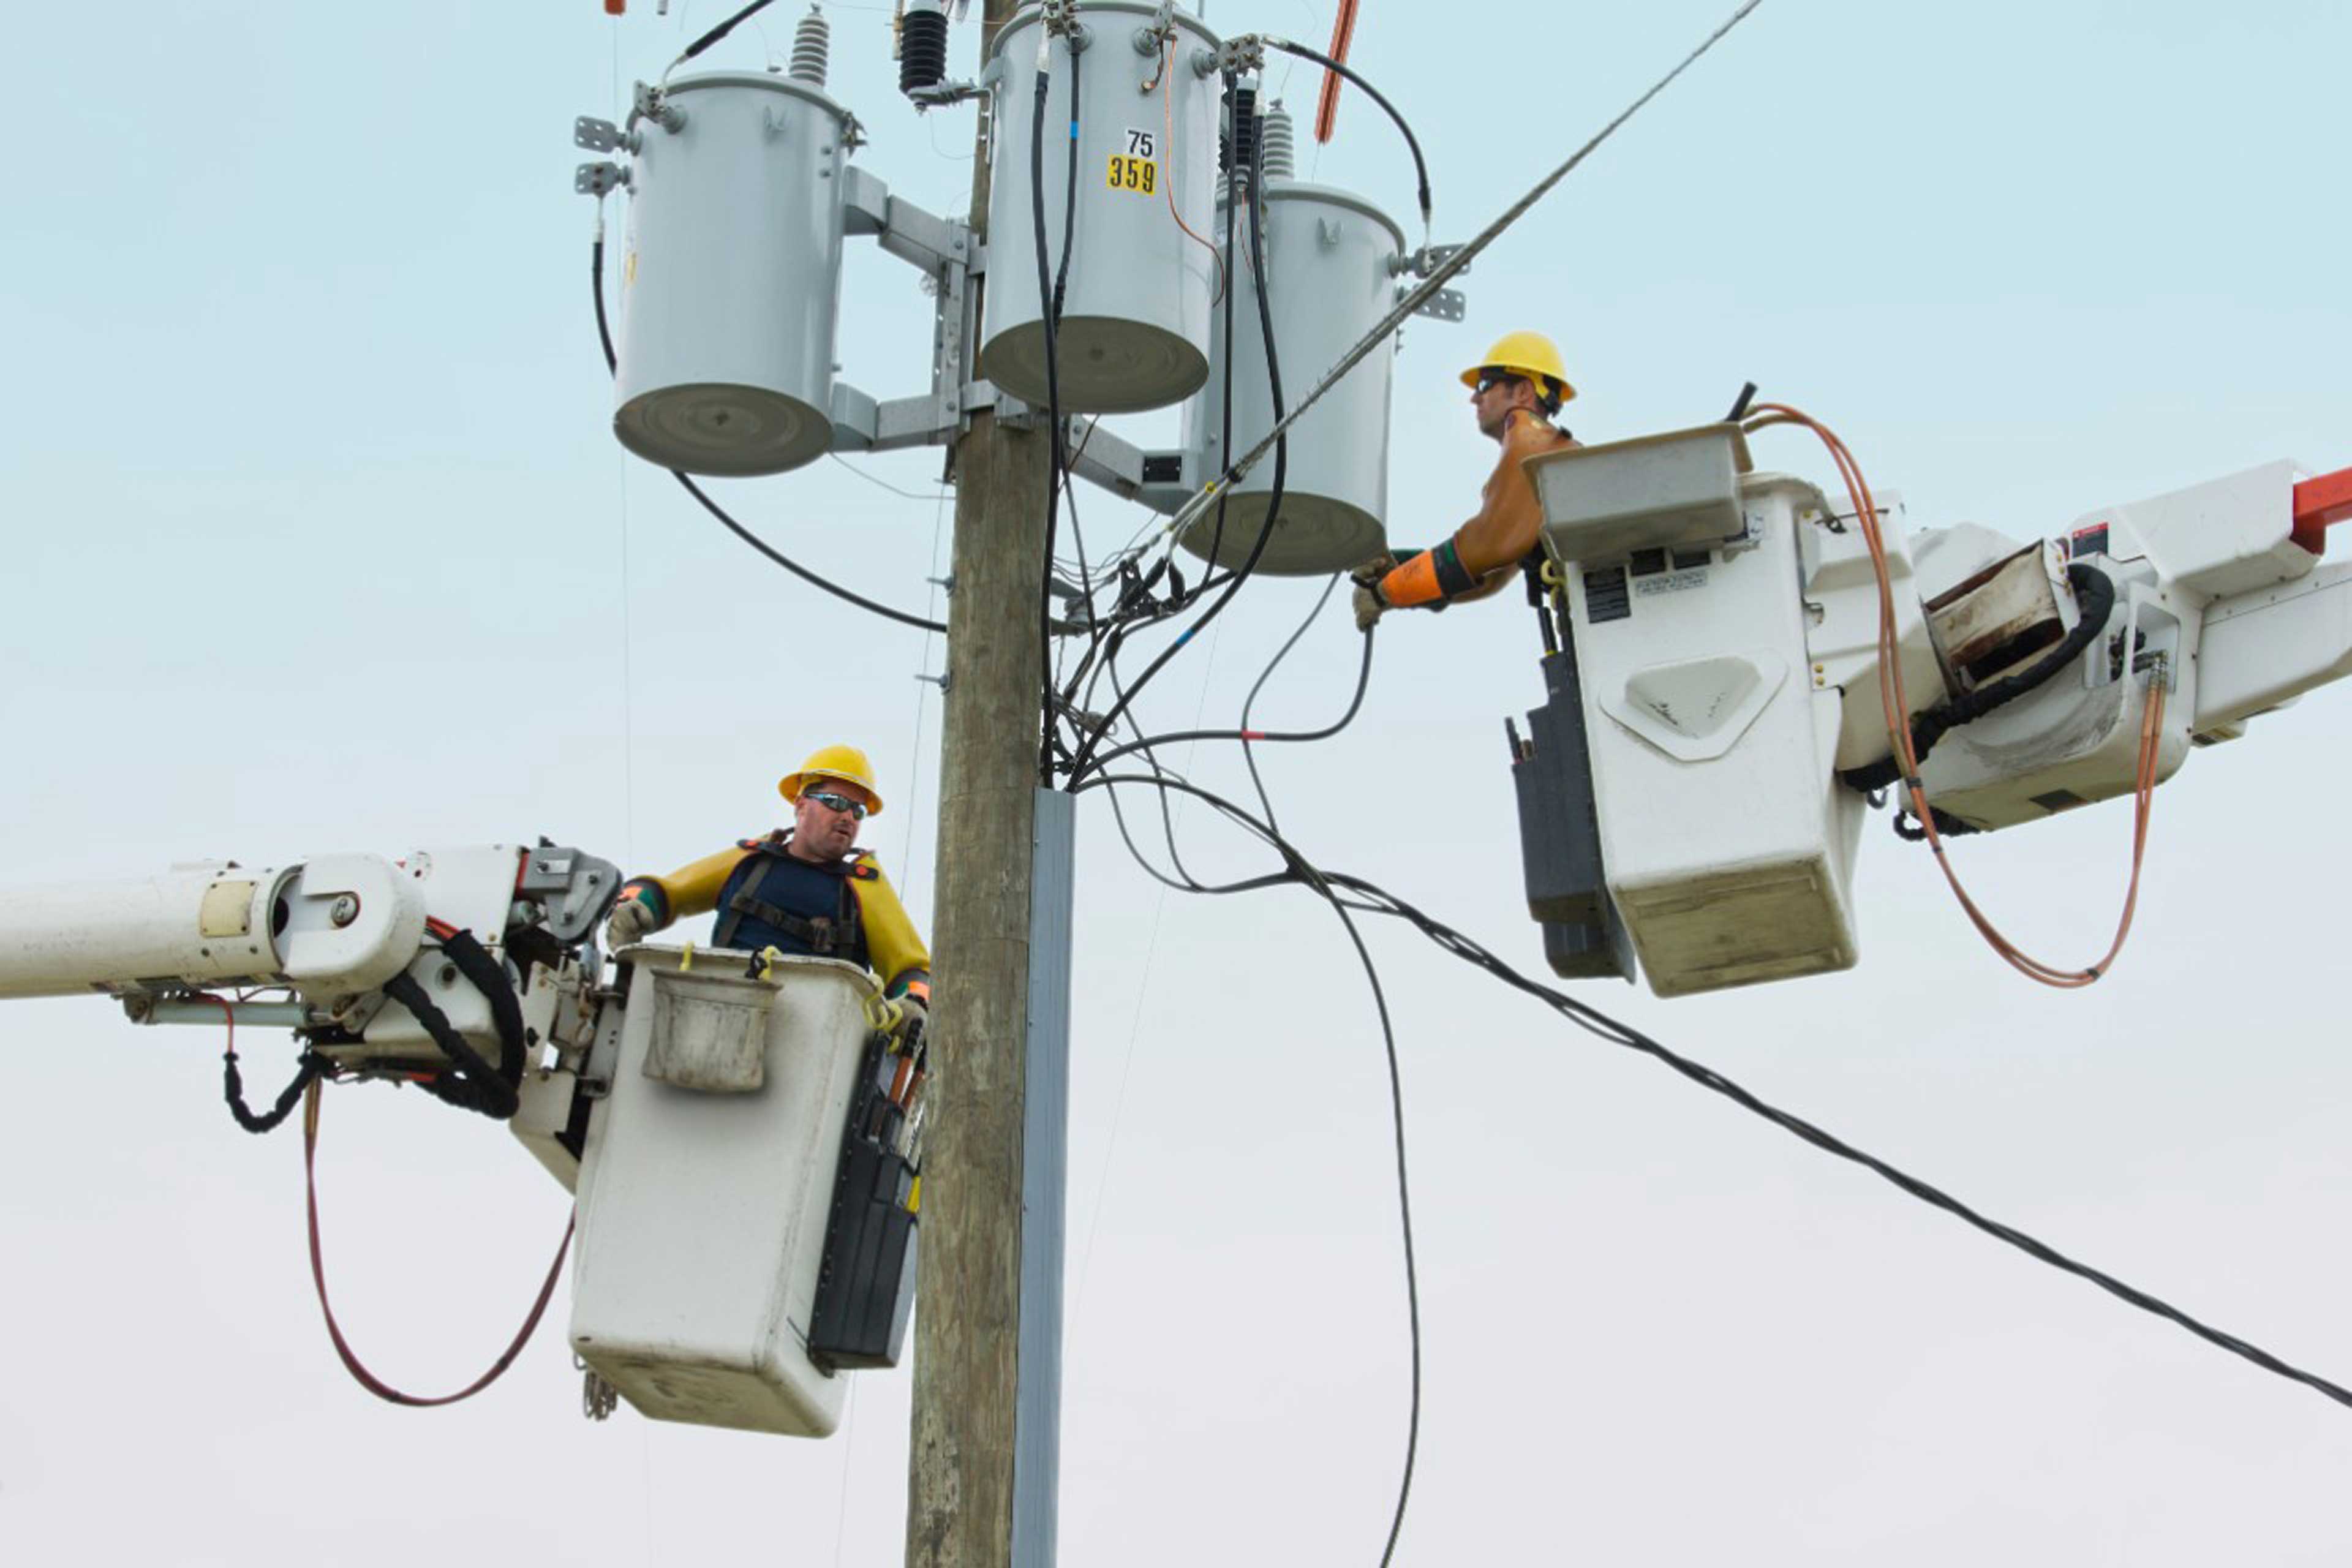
1105 154 1159 195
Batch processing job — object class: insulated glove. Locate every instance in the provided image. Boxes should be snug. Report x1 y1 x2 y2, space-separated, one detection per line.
1349 552 1396 632
894 990 929 1042
606 896 657 946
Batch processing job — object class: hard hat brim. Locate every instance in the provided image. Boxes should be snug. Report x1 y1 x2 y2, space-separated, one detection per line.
1460 365 1578 405
778 769 884 816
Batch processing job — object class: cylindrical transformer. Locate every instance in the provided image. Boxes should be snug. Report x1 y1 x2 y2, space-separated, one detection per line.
978 3 1223 413
614 72 853 477
1180 177 1405 575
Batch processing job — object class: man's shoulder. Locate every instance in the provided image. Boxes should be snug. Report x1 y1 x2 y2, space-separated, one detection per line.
1502 411 1573 455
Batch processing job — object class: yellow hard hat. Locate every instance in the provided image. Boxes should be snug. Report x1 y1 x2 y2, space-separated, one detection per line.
778 744 884 815
1459 330 1577 406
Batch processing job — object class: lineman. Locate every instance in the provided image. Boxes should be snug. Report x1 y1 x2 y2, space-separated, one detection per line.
606 744 932 1030
1352 331 1578 630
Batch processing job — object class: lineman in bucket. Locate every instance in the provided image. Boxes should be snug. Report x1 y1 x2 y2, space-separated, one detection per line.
606 744 932 1033
1352 330 1579 630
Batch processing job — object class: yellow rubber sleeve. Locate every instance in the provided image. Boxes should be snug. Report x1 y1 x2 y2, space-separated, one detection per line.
635 846 748 927
849 857 933 996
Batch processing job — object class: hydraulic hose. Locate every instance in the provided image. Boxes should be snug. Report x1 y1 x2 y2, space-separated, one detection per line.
1840 562 2117 794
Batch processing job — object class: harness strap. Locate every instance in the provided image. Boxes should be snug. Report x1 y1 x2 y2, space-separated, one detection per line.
711 851 777 950
716 844 869 963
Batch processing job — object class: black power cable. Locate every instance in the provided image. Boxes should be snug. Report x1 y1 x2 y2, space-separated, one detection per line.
1260 36 1433 232
1194 77 1248 581
1071 612 1374 783
1241 572 1347 831
1075 767 2352 1419
676 0 781 66
1061 97 1291 785
590 234 946 636
1031 37 1086 782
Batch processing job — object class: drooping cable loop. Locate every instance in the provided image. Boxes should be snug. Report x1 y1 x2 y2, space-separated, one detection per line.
1072 768 2352 1415
1743 403 2165 987
589 231 946 636
301 1079 575 1408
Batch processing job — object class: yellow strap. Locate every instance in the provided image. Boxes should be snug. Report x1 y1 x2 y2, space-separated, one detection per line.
679 940 695 972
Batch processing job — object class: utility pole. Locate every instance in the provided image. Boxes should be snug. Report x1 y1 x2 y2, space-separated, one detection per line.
910 2 1070 1563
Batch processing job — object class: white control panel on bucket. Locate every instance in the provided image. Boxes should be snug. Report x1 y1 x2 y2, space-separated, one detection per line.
1532 430 1866 997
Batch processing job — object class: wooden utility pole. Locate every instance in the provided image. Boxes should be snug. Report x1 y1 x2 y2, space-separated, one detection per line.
910 2 1059 1562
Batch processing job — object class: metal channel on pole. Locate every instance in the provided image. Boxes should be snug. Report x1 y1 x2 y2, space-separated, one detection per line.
1010 786 1074 1566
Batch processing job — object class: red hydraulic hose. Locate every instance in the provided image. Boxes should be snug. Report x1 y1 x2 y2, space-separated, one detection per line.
302 1079 575 1407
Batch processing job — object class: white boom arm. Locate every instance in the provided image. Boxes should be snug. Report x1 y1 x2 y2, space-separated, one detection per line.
0 842 622 1076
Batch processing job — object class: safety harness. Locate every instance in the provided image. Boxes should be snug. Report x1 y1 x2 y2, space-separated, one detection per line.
713 834 878 967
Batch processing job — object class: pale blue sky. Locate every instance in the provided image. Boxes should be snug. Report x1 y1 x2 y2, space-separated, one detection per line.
2 3 2348 1564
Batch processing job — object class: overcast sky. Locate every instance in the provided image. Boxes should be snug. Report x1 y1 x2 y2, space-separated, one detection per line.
4 2 2350 1564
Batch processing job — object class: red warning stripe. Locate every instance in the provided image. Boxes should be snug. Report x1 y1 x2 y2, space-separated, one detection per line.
2291 464 2352 554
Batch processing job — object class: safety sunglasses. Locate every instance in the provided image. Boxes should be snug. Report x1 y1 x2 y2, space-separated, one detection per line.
1474 370 1525 395
804 789 870 820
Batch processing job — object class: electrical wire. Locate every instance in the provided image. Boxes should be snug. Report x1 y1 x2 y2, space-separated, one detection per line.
1061 99 1289 785
590 229 948 635
1743 404 2165 986
1262 32 1430 233
1241 571 1347 831
1158 37 1229 304
1164 0 1766 546
1030 40 1080 783
1071 611 1373 783
829 452 952 502
667 0 782 76
1074 768 2352 1417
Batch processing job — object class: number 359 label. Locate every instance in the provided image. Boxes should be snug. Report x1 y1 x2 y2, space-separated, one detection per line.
1106 128 1159 195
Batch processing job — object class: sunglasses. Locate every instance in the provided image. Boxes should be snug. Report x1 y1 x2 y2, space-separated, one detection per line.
803 789 870 821
1474 370 1525 395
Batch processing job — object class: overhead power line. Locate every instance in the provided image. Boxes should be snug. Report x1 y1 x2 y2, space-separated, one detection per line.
590 228 947 635
1076 768 2352 1418
1166 0 1768 545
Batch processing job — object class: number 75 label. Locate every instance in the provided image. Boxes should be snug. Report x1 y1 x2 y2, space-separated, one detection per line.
1106 127 1159 195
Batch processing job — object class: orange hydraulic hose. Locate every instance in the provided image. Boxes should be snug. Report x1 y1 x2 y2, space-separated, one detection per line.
1744 404 2167 988
1314 0 1360 144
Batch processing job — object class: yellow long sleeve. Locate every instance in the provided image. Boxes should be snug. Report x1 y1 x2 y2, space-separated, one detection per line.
848 857 931 997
